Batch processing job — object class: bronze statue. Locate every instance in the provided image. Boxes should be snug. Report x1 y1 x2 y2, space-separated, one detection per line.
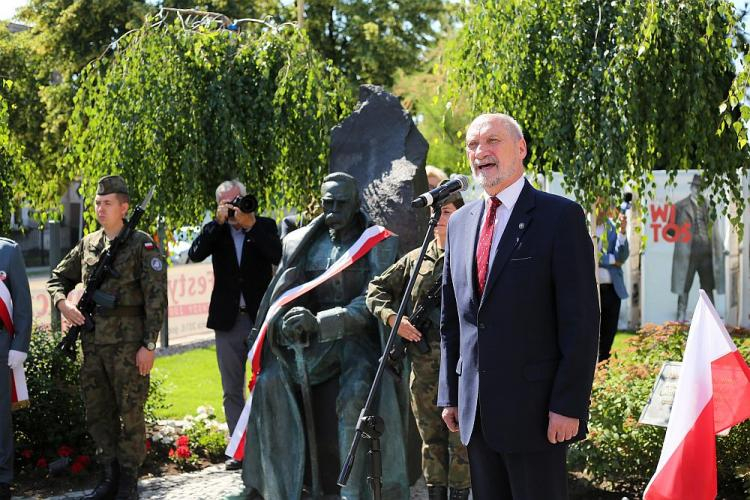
241 172 410 499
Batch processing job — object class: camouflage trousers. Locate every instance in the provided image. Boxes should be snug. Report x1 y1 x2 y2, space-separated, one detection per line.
81 340 149 470
409 341 470 489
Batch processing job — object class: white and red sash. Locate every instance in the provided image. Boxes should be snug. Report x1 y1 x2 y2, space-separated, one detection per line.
0 277 29 410
225 225 393 459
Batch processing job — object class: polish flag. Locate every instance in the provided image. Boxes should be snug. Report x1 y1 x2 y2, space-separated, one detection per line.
643 290 750 500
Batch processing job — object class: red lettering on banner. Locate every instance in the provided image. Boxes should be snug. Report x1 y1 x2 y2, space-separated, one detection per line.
168 302 210 317
168 269 213 304
650 203 691 243
650 203 673 223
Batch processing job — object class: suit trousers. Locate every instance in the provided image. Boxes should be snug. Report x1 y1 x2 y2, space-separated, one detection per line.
467 405 568 500
0 332 12 483
598 284 621 362
215 312 252 435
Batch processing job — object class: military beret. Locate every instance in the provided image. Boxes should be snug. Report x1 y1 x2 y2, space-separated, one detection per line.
96 175 129 196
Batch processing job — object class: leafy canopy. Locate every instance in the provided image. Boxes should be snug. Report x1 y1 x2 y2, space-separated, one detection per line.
441 0 750 225
65 13 353 232
304 0 447 88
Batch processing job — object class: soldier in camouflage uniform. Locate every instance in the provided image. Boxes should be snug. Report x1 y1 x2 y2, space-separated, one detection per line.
47 176 167 500
366 188 470 500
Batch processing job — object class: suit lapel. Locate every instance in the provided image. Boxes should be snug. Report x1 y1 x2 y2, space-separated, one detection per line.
480 180 536 306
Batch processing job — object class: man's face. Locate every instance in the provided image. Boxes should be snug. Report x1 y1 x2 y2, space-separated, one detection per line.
95 194 129 228
465 116 526 193
321 181 358 231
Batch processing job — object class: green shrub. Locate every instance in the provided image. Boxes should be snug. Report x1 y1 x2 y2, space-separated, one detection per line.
183 406 227 462
13 326 88 454
569 322 750 498
14 325 169 461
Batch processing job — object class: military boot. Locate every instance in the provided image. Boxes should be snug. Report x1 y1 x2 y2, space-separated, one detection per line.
449 487 471 500
82 460 119 500
427 485 448 500
114 467 138 500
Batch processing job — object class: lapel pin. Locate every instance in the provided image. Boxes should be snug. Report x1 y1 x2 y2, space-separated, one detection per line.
518 222 525 230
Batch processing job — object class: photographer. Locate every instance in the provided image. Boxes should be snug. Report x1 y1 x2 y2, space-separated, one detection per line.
188 180 281 470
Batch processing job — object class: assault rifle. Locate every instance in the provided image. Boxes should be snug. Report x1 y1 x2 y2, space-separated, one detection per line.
57 187 155 360
385 277 442 379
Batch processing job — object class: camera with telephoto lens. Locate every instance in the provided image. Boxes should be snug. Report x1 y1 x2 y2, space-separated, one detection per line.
228 194 258 218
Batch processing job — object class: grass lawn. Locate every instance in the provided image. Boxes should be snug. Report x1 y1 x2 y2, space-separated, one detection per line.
151 332 639 422
152 346 228 422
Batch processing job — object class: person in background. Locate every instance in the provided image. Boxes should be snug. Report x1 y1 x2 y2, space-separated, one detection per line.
367 187 470 500
426 165 448 189
188 179 281 471
48 175 167 500
594 202 629 362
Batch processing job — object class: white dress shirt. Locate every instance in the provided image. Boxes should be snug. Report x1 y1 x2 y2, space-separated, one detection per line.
230 224 247 307
482 174 526 265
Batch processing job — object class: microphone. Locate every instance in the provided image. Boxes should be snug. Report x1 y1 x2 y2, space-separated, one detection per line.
412 174 470 208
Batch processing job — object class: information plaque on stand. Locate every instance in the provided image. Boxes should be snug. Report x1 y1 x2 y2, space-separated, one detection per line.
639 361 682 427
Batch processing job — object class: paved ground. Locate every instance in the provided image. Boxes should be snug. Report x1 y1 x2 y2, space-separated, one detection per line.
14 465 431 499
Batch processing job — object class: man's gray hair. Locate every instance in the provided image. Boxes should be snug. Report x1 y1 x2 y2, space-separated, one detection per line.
473 113 524 140
215 179 247 202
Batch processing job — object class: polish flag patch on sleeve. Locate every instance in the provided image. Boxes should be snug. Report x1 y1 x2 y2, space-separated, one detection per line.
144 242 155 250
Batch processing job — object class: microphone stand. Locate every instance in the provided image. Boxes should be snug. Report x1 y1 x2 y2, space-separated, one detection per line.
338 202 444 499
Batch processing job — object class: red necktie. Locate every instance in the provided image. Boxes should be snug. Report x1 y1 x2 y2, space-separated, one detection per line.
476 197 501 296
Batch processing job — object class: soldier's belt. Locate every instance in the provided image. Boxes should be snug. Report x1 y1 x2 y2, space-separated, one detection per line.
96 305 145 317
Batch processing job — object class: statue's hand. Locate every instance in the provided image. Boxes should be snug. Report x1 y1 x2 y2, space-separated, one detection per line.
279 307 319 346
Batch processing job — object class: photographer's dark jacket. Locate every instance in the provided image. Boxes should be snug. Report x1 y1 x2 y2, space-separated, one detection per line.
188 218 281 329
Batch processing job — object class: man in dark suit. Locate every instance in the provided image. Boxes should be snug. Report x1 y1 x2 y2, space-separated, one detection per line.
438 114 599 499
188 179 281 470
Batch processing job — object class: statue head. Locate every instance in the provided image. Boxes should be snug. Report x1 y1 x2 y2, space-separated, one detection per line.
321 172 360 232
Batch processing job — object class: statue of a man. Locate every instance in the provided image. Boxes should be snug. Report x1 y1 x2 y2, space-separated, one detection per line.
241 172 410 499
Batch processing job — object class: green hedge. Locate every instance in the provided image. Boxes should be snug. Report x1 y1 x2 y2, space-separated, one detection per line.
13 326 168 460
570 322 750 498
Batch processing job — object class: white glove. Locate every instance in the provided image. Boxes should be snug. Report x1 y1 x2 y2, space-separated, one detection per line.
8 350 27 370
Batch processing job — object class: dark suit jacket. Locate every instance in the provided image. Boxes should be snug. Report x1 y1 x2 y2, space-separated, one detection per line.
437 180 599 453
188 217 281 330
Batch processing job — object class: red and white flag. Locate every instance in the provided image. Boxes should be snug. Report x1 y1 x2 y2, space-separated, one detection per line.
225 225 393 460
0 277 29 409
643 290 750 500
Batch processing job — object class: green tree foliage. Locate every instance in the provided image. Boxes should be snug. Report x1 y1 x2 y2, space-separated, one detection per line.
0 82 32 234
304 0 447 87
393 39 469 173
441 0 750 224
65 14 352 231
1 1 156 217
160 0 287 21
